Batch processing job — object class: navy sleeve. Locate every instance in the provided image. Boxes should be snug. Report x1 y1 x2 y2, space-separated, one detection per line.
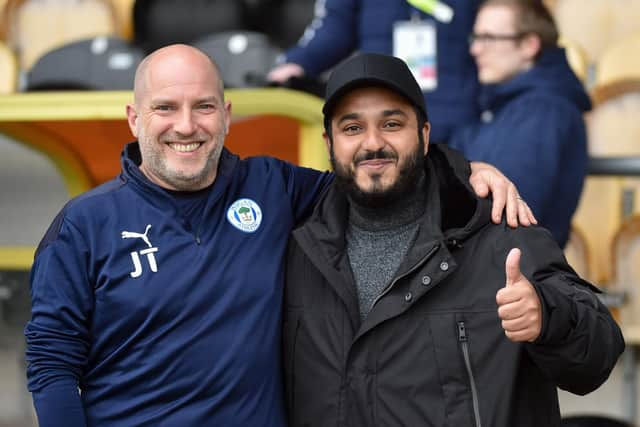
25 215 93 427
497 226 625 395
280 162 334 224
284 0 359 76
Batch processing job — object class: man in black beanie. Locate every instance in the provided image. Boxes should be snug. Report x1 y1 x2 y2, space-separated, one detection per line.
282 52 624 427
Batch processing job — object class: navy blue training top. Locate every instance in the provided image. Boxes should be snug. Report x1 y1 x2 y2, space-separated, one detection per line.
25 143 333 427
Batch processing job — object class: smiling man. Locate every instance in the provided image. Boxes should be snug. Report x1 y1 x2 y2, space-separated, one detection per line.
25 44 536 427
282 52 623 427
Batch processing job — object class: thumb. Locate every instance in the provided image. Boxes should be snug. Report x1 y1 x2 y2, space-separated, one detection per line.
505 248 522 287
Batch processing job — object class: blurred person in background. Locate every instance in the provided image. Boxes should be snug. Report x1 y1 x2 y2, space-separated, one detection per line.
449 0 590 248
267 0 482 144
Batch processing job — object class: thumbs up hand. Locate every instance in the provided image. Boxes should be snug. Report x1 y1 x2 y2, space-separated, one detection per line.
496 248 542 342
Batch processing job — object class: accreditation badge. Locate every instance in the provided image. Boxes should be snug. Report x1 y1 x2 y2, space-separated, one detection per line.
393 19 437 91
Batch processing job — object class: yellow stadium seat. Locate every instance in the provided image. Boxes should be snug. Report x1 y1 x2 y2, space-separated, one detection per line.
592 33 640 106
0 0 9 40
609 0 640 53
552 0 612 64
109 0 134 40
609 216 640 327
553 0 640 67
588 93 640 157
564 224 592 281
0 40 17 93
575 85 640 284
5 0 117 70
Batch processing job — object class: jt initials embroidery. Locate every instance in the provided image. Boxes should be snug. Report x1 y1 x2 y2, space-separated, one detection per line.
121 224 159 278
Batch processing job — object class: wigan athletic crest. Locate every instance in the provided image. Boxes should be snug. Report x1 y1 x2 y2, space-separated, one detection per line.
226 198 263 233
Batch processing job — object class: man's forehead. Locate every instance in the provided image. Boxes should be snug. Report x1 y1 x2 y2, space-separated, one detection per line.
476 5 517 29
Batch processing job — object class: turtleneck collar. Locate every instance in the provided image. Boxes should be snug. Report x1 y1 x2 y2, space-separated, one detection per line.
347 169 427 232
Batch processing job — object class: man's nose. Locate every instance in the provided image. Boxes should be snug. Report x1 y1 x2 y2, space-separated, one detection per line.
361 128 386 151
469 38 483 57
174 109 197 135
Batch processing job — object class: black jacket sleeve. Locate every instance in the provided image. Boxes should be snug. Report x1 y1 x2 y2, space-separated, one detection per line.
505 225 625 395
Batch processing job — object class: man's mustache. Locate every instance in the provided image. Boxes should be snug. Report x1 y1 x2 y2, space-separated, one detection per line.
354 149 397 164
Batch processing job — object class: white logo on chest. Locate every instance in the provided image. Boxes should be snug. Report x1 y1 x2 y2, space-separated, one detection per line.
226 198 263 233
121 224 159 278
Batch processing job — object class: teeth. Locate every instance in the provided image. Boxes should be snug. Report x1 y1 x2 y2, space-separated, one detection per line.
170 143 200 153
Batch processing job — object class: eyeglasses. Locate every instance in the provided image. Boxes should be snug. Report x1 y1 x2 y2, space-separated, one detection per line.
468 32 525 45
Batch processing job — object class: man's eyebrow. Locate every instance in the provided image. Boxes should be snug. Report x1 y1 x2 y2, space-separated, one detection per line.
335 108 408 125
150 96 220 105
150 98 175 106
382 109 408 117
336 112 360 125
195 96 220 104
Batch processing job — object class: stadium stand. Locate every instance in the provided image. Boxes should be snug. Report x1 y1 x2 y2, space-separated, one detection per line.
25 36 142 91
563 225 592 281
132 0 248 53
0 40 17 93
552 0 613 64
610 216 640 327
248 0 315 49
592 33 640 107
4 0 117 71
110 0 135 39
191 31 281 88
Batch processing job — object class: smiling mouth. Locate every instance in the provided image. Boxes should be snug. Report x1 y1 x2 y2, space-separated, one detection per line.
169 142 202 153
358 158 393 166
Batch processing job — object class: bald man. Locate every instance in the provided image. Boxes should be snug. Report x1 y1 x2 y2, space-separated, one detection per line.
25 44 533 427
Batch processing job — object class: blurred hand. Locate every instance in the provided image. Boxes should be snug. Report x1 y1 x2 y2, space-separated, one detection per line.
496 248 542 342
469 161 537 227
267 63 306 83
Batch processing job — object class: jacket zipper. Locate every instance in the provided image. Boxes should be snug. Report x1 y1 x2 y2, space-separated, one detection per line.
370 244 440 309
458 321 482 427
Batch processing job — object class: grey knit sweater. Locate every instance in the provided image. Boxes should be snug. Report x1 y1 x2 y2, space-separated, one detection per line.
346 173 427 321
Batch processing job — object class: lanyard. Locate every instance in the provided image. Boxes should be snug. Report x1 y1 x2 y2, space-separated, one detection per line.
407 0 454 23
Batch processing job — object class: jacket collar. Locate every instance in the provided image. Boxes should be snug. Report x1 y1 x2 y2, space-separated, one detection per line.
119 141 239 217
294 145 493 252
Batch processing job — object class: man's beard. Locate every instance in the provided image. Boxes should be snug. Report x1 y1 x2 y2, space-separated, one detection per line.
138 131 224 191
330 137 425 209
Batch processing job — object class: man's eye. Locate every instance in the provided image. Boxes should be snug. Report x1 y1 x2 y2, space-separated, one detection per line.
384 121 401 128
154 105 173 111
198 104 215 111
344 125 361 133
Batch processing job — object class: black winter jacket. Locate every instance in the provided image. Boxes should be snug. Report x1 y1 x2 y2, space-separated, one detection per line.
283 145 624 427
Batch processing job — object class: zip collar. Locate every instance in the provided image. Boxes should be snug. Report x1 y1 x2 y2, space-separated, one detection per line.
119 141 239 226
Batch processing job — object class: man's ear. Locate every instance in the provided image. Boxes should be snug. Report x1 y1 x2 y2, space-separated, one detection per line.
126 104 139 138
521 33 541 61
323 130 332 156
223 100 232 135
422 121 431 155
